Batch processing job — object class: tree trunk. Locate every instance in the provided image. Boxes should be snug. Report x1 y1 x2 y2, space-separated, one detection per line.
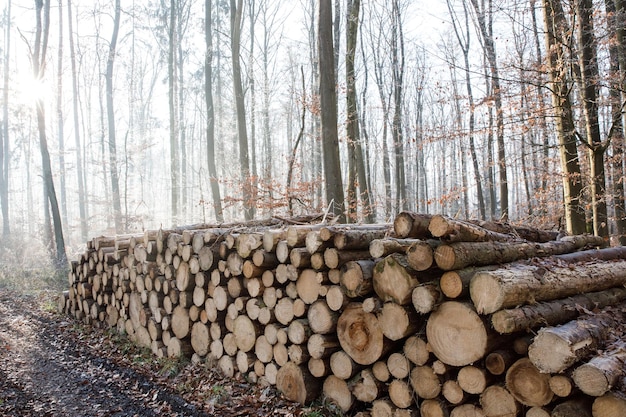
0 0 10 237
318 0 345 221
204 0 224 222
276 361 322 404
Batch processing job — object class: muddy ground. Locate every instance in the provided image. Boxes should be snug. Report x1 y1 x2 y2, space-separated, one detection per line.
0 289 329 416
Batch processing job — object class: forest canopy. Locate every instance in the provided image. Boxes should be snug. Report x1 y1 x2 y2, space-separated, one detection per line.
0 0 625 267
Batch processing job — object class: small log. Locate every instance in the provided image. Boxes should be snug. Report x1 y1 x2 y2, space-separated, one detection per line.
377 301 422 341
167 336 194 358
171 306 191 339
442 380 467 405
412 282 443 314
323 375 354 412
549 374 575 397
421 399 451 417
236 232 264 258
404 334 430 366
410 365 441 399
372 361 390 383
551 397 593 417
505 358 553 407
324 248 371 269
373 253 420 305
340 259 376 298
572 346 626 397
369 238 419 258
326 285 348 312
592 392 626 417
263 229 287 252
296 269 325 304
479 385 519 417
393 212 433 238
426 301 497 366
190 321 211 356
387 352 411 379
491 287 626 334
389 379 414 408
308 333 340 359
276 361 322 404
333 227 391 250
232 315 259 353
429 214 517 242
306 230 331 254
458 365 491 395
353 368 384 403
485 350 518 376
528 309 625 373
470 259 626 314
554 245 626 263
407 240 441 271
450 404 485 417
330 349 361 379
287 319 311 345
307 300 339 334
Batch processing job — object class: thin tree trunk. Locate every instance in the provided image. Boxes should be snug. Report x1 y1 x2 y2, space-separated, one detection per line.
391 0 407 212
169 0 179 225
231 0 255 220
56 0 67 233
0 0 11 237
205 0 224 222
33 0 66 267
67 0 87 242
106 0 123 232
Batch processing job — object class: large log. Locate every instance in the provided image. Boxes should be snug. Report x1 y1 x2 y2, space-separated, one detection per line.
337 303 392 365
528 309 626 373
276 361 322 404
434 234 604 271
426 301 498 366
470 259 626 314
505 358 553 407
491 287 626 334
393 212 433 238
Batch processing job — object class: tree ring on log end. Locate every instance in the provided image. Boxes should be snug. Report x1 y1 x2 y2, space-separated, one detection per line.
337 303 384 365
426 301 488 366
470 272 505 314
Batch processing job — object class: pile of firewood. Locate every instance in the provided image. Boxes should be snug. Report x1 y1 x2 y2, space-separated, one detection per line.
60 212 626 417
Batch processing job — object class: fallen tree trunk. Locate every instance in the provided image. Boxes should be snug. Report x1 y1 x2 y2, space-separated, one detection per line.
470 259 626 314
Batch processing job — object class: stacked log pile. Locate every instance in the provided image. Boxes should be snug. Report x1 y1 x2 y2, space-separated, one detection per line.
59 212 626 417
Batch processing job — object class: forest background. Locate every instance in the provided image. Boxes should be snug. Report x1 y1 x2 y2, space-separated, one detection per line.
0 0 624 273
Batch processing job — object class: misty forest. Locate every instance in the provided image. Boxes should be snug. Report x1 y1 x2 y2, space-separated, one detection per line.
0 0 625 273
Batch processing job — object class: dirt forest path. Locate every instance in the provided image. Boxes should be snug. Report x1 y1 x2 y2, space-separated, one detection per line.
0 289 308 417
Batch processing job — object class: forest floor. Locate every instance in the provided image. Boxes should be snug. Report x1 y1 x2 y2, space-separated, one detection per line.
0 287 334 417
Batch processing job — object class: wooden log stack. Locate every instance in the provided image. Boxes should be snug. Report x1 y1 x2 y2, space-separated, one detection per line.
59 212 626 417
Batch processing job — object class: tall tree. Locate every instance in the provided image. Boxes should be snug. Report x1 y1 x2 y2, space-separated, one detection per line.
56 0 68 231
231 0 255 220
67 0 88 242
319 0 345 220
168 0 179 225
345 0 374 222
32 0 66 266
106 0 123 232
0 0 11 238
542 0 586 234
575 0 608 237
390 0 407 211
469 0 508 220
205 0 224 222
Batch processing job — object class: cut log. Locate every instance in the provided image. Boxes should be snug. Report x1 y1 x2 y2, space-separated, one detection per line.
326 285 348 312
404 334 430 366
572 346 626 397
323 375 354 412
190 321 211 356
421 399 450 417
442 380 466 405
470 220 559 242
470 259 626 314
263 229 287 252
305 231 330 254
232 315 258 353
373 253 420 305
450 404 485 417
333 227 391 251
352 368 384 403
330 349 361 379
426 301 496 366
171 306 191 339
485 349 517 376
412 282 442 314
429 215 517 243
479 385 519 417
287 318 311 345
236 232 264 258
549 375 575 397
554 246 626 263
389 379 414 408
505 358 553 407
435 234 604 271
307 300 339 334
491 287 626 334
340 260 376 298
407 240 441 271
337 303 391 365
296 269 325 304
458 365 490 395
410 365 441 399
525 407 550 417
308 333 340 359
393 212 433 238
551 397 593 417
377 301 421 341
324 248 371 269
167 336 193 358
276 361 322 405
592 392 626 417
528 309 625 373
369 238 419 259
308 357 331 378
387 352 411 379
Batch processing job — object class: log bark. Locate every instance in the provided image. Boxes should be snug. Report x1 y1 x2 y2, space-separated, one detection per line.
505 358 553 407
572 346 626 396
491 287 626 334
435 235 604 271
470 260 626 314
528 309 625 373
373 253 420 305
551 397 593 417
333 227 391 250
428 214 517 243
324 248 371 269
276 361 322 404
393 212 433 238
426 301 496 366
